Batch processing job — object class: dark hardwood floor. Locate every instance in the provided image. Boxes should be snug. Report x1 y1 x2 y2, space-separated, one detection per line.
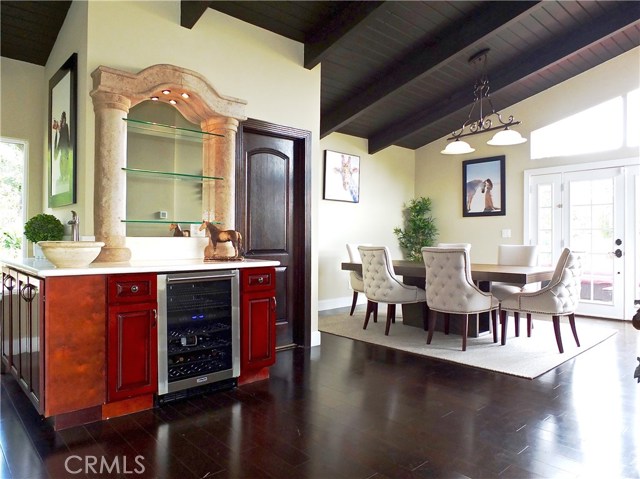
1 309 639 478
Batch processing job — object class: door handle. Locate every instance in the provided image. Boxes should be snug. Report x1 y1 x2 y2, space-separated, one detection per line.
612 249 622 258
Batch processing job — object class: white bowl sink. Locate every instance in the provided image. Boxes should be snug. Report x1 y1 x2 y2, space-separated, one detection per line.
38 241 105 268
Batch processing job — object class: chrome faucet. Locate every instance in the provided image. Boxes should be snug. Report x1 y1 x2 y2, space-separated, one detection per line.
68 210 79 241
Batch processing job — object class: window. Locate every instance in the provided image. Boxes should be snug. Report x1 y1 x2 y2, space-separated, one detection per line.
0 138 26 258
531 97 623 159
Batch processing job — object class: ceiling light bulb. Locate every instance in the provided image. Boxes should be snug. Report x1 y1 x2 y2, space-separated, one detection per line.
162 89 171 95
150 96 159 101
441 139 475 155
181 92 190 99
169 99 177 105
487 128 527 146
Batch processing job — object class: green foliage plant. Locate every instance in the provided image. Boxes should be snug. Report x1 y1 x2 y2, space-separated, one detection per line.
393 197 438 262
24 213 64 243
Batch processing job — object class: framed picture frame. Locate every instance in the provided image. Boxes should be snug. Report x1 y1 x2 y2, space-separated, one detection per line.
48 53 77 207
462 155 505 217
323 150 360 203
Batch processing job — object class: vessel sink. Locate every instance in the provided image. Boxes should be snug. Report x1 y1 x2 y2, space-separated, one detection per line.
38 241 105 268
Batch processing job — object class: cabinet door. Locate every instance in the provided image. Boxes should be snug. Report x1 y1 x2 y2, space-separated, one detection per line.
108 302 158 402
241 292 276 370
16 273 43 413
1 268 17 369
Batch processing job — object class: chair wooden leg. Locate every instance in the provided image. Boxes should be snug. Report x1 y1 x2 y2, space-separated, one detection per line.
461 314 469 351
422 303 429 331
444 313 450 335
426 311 437 344
552 315 564 353
500 310 508 345
569 313 580 347
364 300 374 329
514 312 520 337
526 313 532 337
491 309 498 343
385 304 396 335
373 302 378 323
349 291 358 316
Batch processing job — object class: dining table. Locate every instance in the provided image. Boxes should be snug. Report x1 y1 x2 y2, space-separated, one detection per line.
341 260 555 337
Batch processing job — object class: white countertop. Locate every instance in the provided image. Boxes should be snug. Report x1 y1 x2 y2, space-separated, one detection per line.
1 257 279 278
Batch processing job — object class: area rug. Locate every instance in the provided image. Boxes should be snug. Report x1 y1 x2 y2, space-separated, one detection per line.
319 313 616 379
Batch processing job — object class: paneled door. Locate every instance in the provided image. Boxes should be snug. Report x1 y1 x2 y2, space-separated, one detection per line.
527 163 638 319
236 119 311 349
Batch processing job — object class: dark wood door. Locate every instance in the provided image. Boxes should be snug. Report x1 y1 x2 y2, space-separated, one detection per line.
107 302 158 402
236 120 311 349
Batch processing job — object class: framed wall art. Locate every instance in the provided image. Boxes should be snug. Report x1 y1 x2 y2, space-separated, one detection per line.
462 155 505 217
323 150 360 203
48 53 77 207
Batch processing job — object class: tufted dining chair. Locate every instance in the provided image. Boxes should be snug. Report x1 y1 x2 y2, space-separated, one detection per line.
358 245 427 335
421 246 499 350
437 242 471 251
346 243 370 316
499 248 582 353
491 244 539 337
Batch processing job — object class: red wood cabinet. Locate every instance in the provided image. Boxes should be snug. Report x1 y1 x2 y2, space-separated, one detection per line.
239 267 276 384
107 274 158 402
1 267 44 413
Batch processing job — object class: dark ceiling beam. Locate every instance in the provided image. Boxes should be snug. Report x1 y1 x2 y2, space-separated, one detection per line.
304 1 386 70
180 1 210 29
367 2 640 154
320 1 540 138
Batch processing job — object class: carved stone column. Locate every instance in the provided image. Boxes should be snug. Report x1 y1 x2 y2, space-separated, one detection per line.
91 91 132 262
201 116 239 229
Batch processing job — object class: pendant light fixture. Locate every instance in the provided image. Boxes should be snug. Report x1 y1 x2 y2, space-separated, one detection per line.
441 49 527 155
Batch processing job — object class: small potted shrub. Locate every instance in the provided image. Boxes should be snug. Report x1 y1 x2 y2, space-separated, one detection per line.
24 213 64 258
393 197 438 262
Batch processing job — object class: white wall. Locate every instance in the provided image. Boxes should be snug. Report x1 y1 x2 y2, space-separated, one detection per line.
0 58 45 221
318 133 415 310
414 47 640 264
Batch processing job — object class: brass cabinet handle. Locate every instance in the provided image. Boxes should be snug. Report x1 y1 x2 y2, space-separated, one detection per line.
3 275 15 290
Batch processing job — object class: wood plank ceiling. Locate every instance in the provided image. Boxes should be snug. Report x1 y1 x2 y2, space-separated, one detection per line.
2 1 639 153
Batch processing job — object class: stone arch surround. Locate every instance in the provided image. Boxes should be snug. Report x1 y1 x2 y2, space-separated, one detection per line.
90 64 247 262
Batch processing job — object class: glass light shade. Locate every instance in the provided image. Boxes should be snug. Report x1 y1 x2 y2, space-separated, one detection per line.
441 139 475 155
487 128 527 146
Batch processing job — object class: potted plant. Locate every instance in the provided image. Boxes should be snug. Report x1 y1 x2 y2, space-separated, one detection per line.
24 213 64 258
393 197 438 262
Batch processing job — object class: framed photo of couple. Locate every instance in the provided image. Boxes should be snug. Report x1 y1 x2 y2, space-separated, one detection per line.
462 155 505 217
48 53 77 207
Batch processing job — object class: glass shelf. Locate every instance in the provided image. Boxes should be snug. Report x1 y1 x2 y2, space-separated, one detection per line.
123 118 223 139
122 167 223 181
121 219 221 225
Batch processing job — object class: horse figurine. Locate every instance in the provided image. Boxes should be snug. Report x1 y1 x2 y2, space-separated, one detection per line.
199 221 243 259
169 223 190 237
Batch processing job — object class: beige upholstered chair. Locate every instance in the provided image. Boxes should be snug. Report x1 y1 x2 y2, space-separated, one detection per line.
346 243 369 316
358 245 427 335
491 244 539 337
421 246 499 350
500 248 582 353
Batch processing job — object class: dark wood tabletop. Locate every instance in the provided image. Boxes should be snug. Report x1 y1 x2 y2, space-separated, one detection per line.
341 261 555 284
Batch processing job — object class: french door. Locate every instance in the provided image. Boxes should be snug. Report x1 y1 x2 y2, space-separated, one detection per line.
526 161 639 320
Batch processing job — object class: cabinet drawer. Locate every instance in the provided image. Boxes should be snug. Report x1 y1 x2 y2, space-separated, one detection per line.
241 268 275 293
108 274 157 304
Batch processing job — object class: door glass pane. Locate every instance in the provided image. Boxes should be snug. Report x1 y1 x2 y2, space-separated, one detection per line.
569 178 615 304
537 184 554 267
